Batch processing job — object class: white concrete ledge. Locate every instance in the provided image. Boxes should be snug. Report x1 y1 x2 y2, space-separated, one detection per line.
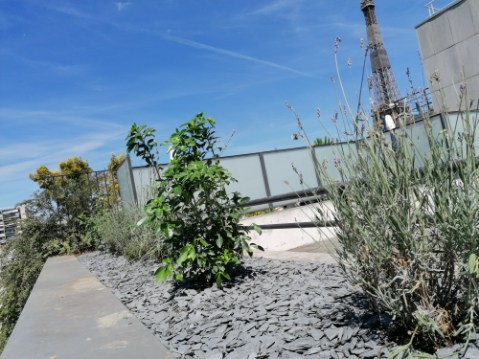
242 202 338 251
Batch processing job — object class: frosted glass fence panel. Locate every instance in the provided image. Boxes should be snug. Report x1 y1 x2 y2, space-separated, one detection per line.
262 148 317 196
444 111 479 158
116 157 137 208
220 155 266 201
132 166 157 207
430 114 445 140
315 143 358 182
446 112 466 159
473 110 479 151
425 115 449 163
383 131 392 147
405 121 429 169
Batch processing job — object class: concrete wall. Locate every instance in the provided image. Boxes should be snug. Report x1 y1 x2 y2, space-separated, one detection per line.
416 0 479 112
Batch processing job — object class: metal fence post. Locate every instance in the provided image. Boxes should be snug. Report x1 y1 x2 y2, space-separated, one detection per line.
258 153 272 208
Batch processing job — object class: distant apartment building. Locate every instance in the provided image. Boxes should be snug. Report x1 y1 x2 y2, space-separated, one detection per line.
0 206 27 243
416 0 479 112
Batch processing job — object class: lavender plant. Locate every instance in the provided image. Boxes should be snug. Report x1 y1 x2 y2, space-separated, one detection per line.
306 85 479 355
91 207 169 262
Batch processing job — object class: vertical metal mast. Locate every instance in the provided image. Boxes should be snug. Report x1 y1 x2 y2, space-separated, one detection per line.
361 0 402 121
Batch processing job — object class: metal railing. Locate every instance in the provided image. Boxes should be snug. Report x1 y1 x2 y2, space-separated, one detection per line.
426 0 439 16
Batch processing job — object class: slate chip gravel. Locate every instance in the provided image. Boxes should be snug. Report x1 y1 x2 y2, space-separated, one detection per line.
78 251 477 358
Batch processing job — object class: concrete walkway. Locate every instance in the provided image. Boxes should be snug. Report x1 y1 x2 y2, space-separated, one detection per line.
1 256 175 359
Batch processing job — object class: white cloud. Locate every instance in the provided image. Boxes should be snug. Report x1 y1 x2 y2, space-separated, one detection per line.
0 161 39 180
164 34 312 78
116 2 132 12
3 50 87 76
0 142 52 161
68 131 125 154
0 130 125 180
44 4 98 21
0 107 126 129
252 0 301 16
0 104 128 186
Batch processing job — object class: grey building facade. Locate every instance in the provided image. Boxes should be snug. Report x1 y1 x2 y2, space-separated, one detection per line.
416 0 479 112
0 206 27 243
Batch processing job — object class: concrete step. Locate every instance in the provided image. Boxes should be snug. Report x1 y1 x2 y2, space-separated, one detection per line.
1 255 175 359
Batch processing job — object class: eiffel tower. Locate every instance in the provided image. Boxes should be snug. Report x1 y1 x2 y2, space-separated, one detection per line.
361 0 403 125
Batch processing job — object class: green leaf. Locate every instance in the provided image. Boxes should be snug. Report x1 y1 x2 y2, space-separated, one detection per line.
136 216 147 227
172 186 182 195
177 244 196 266
177 246 190 266
155 265 172 283
468 253 477 274
239 197 250 206
187 246 197 260
253 224 262 235
215 273 223 286
250 243 264 251
216 235 224 248
154 207 164 218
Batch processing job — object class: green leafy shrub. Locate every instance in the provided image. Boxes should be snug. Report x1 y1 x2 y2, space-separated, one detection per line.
90 208 169 262
314 136 333 146
0 202 74 352
310 104 479 354
0 229 45 350
127 113 260 286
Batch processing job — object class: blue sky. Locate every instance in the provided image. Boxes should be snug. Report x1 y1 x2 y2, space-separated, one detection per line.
0 0 451 208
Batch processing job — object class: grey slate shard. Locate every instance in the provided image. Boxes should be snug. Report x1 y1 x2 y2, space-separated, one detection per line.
309 327 324 341
282 337 314 352
435 343 462 359
175 344 191 355
324 325 340 341
465 344 479 358
341 326 358 342
318 350 334 358
360 348 382 358
304 347 322 355
257 335 276 350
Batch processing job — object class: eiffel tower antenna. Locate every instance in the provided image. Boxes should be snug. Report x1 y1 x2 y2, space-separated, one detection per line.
361 0 402 122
